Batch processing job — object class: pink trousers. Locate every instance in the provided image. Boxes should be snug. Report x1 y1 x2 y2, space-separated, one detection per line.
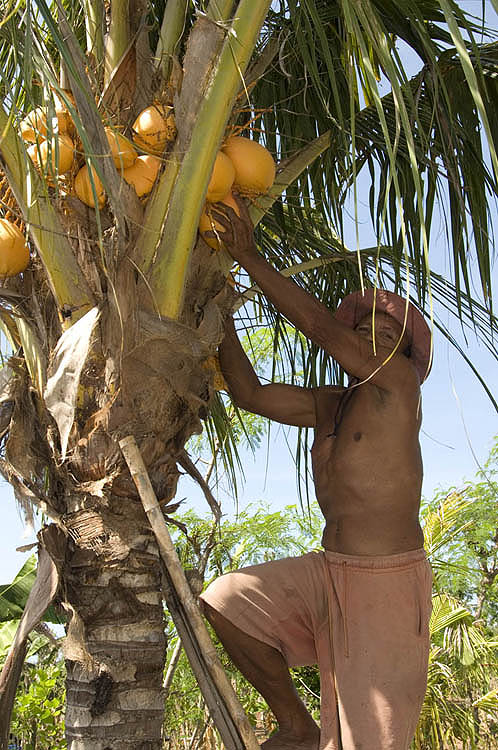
200 548 432 749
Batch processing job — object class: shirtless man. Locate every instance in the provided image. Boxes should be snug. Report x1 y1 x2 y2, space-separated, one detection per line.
200 197 433 750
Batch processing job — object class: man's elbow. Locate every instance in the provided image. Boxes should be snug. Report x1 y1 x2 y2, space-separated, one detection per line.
225 382 261 413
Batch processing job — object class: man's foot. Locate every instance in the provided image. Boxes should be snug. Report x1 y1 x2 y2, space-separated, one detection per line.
260 723 320 750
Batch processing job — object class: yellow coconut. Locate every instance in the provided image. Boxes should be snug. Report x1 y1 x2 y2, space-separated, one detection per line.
53 90 76 134
222 136 276 196
206 151 235 203
199 192 242 250
0 219 30 276
132 104 177 155
105 127 138 169
122 154 161 198
53 109 73 134
20 107 47 143
74 164 106 208
28 133 75 175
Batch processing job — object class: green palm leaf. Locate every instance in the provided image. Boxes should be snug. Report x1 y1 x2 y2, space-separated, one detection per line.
0 556 63 626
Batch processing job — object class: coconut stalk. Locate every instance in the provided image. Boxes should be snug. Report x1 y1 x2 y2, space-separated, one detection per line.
0 108 95 325
146 0 272 319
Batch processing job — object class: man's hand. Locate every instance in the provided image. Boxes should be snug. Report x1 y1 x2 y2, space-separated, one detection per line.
207 194 258 262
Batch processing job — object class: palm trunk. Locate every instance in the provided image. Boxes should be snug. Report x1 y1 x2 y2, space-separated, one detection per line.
56 247 231 747
63 491 166 749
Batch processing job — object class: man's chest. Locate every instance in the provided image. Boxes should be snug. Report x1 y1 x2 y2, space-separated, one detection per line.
313 383 387 441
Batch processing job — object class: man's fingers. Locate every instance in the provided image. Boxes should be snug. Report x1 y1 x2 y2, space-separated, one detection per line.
232 193 251 220
211 205 237 225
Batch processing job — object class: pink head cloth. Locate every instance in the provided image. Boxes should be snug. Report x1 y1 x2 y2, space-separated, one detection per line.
334 288 432 382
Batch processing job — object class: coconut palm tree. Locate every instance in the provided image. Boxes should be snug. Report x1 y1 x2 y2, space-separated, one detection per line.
0 0 497 747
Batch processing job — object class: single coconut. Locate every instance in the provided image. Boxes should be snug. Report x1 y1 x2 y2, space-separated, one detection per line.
0 219 30 276
105 127 138 169
122 154 161 198
20 106 72 143
74 164 106 208
199 192 242 250
206 151 235 203
132 104 177 155
28 133 75 175
54 109 73 135
20 107 47 143
53 89 76 134
222 136 275 196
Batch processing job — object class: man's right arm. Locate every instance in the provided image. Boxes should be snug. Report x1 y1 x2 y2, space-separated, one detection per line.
219 317 316 427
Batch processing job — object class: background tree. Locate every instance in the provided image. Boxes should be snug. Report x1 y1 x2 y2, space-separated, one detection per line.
0 1 497 748
425 436 498 630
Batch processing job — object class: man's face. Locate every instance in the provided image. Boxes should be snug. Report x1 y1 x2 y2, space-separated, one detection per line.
355 311 411 355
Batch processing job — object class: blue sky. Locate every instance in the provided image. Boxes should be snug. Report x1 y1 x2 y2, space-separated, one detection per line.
1 0 497 584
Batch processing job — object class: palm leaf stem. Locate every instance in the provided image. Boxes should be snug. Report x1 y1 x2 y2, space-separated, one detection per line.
0 108 95 325
233 252 362 311
207 0 237 22
155 0 189 77
147 0 272 318
248 130 332 226
243 32 280 90
82 0 104 66
104 0 130 86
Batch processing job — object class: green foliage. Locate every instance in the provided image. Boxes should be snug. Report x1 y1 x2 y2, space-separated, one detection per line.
3 485 496 748
9 661 66 750
164 490 498 748
173 503 323 577
414 592 498 749
0 556 63 630
423 435 498 630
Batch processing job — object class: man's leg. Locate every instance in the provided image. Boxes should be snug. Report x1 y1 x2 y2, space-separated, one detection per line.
203 603 320 750
323 551 432 749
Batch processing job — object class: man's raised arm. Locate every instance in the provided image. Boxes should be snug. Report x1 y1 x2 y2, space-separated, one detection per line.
219 317 316 427
213 200 334 353
212 198 418 390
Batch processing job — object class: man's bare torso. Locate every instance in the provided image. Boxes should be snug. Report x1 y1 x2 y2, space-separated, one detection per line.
311 382 424 555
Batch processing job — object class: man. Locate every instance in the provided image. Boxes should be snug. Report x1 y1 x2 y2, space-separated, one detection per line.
199 197 433 750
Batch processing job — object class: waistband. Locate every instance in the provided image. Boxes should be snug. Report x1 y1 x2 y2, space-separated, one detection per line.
323 547 427 570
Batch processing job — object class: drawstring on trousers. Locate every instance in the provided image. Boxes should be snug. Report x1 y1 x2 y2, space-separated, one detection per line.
322 553 350 658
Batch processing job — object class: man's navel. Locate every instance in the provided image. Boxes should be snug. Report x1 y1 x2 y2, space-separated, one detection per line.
353 431 362 441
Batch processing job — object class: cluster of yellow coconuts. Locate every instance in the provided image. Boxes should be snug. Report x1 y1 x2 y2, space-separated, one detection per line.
13 95 275 275
19 99 177 208
199 137 276 250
